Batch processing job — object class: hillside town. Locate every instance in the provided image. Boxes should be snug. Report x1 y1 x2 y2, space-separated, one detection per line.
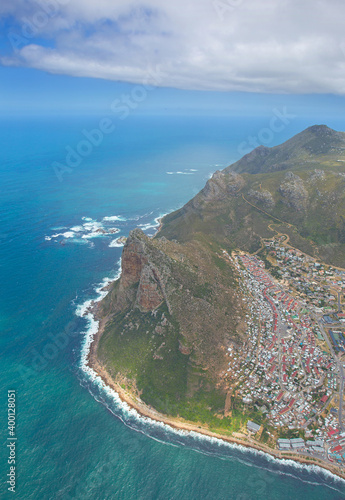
222 235 345 468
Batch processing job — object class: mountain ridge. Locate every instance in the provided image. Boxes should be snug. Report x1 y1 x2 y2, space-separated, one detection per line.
227 125 345 175
96 124 345 431
159 125 345 267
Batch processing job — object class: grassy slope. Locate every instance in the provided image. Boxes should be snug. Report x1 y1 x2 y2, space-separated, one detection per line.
98 236 245 425
98 125 345 429
159 128 345 267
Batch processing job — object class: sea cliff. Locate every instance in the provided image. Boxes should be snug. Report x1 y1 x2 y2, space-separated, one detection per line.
87 125 345 480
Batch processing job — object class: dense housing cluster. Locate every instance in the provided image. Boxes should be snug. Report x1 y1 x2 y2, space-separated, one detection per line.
224 236 345 467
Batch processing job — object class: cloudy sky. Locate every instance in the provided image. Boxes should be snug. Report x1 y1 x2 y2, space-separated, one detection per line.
1 0 345 114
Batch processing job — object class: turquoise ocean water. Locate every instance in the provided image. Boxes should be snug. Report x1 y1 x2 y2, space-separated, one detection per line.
1 114 345 499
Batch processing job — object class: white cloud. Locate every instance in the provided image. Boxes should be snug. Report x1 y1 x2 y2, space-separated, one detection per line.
2 0 345 94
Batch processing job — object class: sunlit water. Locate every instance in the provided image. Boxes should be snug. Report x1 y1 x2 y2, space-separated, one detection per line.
1 114 345 499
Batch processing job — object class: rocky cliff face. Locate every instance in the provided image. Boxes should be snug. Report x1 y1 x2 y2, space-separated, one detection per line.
278 172 309 211
112 229 168 313
98 226 246 415
158 125 345 267
98 124 345 420
247 188 275 208
135 265 164 312
120 229 148 288
190 171 245 210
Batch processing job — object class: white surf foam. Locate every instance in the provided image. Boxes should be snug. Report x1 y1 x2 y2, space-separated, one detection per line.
136 214 167 233
79 330 345 490
75 298 94 318
62 231 75 238
166 171 194 175
50 231 75 239
109 238 125 248
82 232 104 239
138 222 158 230
76 264 121 320
47 216 123 245
82 221 103 232
73 217 345 493
128 211 154 221
75 260 345 495
103 215 127 222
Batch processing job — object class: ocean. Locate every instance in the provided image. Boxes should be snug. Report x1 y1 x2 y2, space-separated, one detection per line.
1 113 345 499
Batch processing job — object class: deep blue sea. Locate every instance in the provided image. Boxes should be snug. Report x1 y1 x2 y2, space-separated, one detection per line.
2 113 345 499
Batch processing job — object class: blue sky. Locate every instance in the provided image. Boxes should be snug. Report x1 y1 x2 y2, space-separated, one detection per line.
1 0 345 120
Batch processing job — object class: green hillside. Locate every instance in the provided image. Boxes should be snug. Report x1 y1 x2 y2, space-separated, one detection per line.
159 125 345 267
98 125 345 429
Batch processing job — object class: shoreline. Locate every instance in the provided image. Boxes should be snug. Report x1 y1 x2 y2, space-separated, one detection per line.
76 211 345 486
85 303 345 483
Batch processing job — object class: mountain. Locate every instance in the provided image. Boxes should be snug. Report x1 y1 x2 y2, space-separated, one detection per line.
229 125 345 174
159 125 345 266
96 125 345 428
97 228 245 421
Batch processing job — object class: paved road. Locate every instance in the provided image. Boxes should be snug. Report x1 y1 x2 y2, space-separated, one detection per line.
317 317 344 431
316 316 335 354
339 364 344 431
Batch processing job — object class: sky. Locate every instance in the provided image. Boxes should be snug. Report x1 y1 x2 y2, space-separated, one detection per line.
1 0 345 117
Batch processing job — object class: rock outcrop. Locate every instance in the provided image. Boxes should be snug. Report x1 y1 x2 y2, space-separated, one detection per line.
118 229 167 312
278 172 308 211
98 124 345 422
247 188 275 208
190 171 245 210
120 229 149 288
98 223 246 414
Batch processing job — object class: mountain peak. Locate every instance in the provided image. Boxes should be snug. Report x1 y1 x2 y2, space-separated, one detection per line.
303 124 338 138
228 124 345 175
305 124 332 133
